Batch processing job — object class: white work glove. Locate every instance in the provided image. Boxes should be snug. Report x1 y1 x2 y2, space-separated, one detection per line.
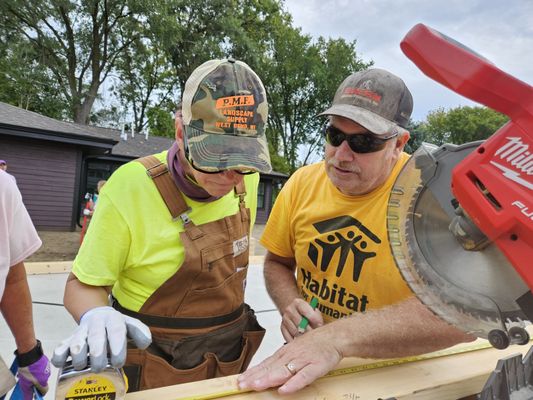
51 306 152 372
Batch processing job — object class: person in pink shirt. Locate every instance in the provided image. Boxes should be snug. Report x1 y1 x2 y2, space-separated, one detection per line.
0 169 50 399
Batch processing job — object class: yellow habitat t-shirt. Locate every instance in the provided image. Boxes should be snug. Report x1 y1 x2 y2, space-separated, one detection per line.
73 151 259 311
261 153 412 323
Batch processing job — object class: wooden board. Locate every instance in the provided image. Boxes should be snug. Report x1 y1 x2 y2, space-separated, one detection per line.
24 256 264 276
25 261 72 275
125 340 531 400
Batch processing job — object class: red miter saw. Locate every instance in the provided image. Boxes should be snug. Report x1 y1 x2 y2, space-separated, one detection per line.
387 24 533 398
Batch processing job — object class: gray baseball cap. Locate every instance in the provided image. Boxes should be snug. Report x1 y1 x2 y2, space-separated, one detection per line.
319 68 413 136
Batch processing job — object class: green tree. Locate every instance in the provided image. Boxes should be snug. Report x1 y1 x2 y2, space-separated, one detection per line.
141 0 278 92
146 105 175 138
0 0 372 174
422 106 509 146
89 104 122 126
125 0 286 137
226 0 287 70
255 15 372 173
300 37 372 166
0 32 68 118
404 119 427 154
0 0 144 124
113 37 178 134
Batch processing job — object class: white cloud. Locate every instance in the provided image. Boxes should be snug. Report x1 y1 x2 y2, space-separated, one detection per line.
284 0 533 120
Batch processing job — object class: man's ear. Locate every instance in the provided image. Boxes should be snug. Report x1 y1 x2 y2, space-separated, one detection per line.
396 131 410 149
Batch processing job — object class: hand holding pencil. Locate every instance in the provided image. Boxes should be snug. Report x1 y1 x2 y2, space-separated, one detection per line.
297 297 319 334
280 296 323 342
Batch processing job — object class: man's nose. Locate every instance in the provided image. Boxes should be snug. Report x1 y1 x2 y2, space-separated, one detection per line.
334 140 356 161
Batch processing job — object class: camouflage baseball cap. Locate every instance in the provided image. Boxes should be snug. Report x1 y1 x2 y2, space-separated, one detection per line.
319 68 413 137
182 58 272 173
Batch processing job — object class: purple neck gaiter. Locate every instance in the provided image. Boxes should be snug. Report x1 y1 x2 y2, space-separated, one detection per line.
166 142 219 202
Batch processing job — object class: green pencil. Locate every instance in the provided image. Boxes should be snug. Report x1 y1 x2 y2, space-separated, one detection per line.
297 297 319 334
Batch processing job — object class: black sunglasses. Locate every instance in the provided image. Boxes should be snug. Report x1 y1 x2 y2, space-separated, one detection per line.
183 135 255 175
323 123 398 154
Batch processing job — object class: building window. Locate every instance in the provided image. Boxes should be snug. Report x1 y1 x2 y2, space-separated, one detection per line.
257 181 265 209
86 161 120 193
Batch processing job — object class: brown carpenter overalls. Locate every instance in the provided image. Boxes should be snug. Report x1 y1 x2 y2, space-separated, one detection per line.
113 156 265 391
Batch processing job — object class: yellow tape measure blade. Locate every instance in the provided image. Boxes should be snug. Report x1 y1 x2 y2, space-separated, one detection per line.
325 340 494 378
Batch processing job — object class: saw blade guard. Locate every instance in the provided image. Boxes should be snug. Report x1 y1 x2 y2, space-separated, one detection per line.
388 143 530 339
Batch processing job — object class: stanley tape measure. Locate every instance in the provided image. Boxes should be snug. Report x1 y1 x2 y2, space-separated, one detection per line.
173 341 494 400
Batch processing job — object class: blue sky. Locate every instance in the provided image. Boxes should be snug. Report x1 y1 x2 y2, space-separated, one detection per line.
283 0 533 121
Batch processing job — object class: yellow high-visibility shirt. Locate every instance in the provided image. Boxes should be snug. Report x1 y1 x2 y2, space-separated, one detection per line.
73 151 259 311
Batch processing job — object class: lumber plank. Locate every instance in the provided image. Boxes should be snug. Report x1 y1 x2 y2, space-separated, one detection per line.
24 261 72 275
24 256 265 276
125 340 531 400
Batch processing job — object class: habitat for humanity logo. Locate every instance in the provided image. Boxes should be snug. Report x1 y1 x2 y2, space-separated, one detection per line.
307 216 381 283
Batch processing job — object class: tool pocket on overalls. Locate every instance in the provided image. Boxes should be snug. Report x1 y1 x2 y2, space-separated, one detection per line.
176 242 249 317
240 308 266 371
123 306 265 391
217 307 266 376
177 305 265 378
124 347 211 391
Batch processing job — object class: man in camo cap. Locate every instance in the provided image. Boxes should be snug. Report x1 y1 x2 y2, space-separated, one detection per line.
54 58 271 391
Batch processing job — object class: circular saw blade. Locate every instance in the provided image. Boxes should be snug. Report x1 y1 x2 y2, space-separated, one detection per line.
388 143 529 338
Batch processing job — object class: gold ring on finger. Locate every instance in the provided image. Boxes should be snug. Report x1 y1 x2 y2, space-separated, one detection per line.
285 362 297 375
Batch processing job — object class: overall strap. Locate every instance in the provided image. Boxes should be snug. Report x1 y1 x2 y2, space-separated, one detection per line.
234 180 249 223
137 155 189 220
234 181 246 204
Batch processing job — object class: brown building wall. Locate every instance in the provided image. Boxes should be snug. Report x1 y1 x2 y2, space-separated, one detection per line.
0 136 82 230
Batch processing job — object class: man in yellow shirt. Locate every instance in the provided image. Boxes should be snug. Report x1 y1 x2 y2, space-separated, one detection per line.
238 68 474 394
52 58 271 391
